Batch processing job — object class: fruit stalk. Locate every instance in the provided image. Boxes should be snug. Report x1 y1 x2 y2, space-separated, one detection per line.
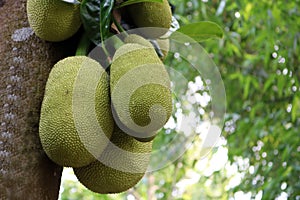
76 32 91 56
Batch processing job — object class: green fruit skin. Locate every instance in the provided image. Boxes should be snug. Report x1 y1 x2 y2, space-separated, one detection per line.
124 34 153 48
125 34 170 62
74 126 153 194
127 0 172 38
39 56 114 167
27 0 81 42
110 43 172 141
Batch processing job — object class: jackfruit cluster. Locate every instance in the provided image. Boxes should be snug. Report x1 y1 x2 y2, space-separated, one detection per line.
35 0 174 194
39 35 172 194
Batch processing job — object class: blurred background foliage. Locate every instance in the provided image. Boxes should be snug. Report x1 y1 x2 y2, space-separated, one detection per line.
60 0 300 199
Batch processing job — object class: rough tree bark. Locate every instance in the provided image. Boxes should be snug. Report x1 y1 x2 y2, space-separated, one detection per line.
0 0 79 199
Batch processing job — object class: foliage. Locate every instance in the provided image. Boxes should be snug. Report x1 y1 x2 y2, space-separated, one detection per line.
80 0 115 44
173 21 223 42
80 0 221 45
171 0 299 199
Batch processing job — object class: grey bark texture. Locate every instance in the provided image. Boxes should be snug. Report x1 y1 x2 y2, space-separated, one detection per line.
0 0 79 199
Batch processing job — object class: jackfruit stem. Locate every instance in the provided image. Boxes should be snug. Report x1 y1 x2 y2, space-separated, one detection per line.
102 42 112 64
110 35 125 51
150 40 164 58
112 16 128 36
76 32 91 56
75 32 112 65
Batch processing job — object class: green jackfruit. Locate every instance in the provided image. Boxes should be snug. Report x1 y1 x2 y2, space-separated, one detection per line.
74 125 152 194
110 43 172 141
125 34 170 61
39 56 114 167
27 0 81 42
127 0 172 38
124 34 153 48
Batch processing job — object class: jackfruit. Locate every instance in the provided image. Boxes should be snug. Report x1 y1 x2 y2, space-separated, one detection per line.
125 34 170 61
110 43 172 141
27 0 81 42
74 125 152 194
124 34 153 48
127 0 172 38
39 56 114 167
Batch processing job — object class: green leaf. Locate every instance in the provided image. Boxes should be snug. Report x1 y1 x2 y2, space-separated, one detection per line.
277 75 286 98
117 0 163 8
282 166 293 178
81 0 114 45
228 73 242 81
291 94 300 122
263 74 276 92
171 21 224 42
251 76 260 89
243 76 251 99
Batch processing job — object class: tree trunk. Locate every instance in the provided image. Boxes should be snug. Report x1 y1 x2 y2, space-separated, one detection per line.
0 0 79 199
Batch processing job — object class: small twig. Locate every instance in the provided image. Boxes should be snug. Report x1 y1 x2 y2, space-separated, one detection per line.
147 173 158 200
127 188 142 200
112 15 129 36
168 157 184 200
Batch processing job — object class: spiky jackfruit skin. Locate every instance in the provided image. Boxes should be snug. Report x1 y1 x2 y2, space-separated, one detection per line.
124 34 153 48
110 43 172 141
127 0 172 38
39 56 114 167
125 34 170 61
74 126 152 194
27 0 81 42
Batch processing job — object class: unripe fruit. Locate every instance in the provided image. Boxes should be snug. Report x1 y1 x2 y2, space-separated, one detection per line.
124 34 153 48
125 34 170 61
127 0 172 38
27 0 81 42
39 56 114 167
110 43 172 141
74 125 152 194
